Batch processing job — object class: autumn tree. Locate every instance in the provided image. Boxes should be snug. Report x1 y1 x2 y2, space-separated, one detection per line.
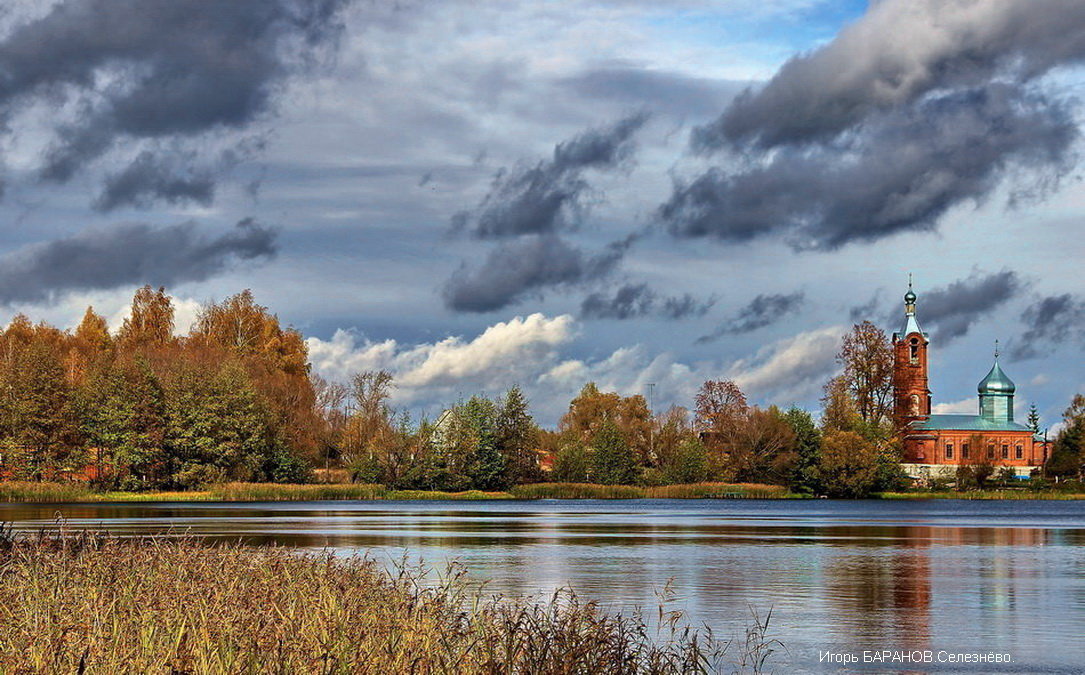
818 430 882 498
837 321 893 426
725 407 797 485
118 286 174 349
694 380 748 442
820 375 860 434
560 383 651 465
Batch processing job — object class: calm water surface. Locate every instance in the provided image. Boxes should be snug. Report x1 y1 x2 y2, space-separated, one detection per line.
3 499 1084 673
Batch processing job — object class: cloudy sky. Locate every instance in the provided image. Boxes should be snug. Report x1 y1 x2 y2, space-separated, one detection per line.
1 0 1083 427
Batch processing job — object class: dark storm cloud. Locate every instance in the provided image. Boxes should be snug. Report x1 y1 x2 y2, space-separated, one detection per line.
697 291 803 343
1012 294 1085 359
897 270 1023 344
93 151 215 212
560 65 744 119
662 85 1077 250
0 218 277 305
579 283 714 320
849 290 883 322
453 113 649 239
0 0 347 186
442 235 622 313
692 0 1085 151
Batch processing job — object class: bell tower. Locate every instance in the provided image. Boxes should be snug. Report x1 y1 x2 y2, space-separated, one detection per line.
892 276 931 428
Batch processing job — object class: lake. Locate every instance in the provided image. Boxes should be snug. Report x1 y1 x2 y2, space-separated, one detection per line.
3 498 1084 673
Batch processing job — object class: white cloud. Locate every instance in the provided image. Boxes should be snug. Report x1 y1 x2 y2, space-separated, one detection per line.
728 325 843 404
306 313 577 409
932 397 976 415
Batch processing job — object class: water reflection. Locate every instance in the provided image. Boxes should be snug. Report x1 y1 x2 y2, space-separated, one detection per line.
2 499 1084 672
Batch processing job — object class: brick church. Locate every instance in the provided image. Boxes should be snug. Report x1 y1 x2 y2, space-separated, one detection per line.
892 282 1048 479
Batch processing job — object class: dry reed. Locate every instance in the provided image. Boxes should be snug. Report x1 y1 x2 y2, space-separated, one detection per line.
0 526 777 674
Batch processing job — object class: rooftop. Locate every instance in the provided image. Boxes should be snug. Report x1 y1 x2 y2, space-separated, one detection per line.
910 414 1031 433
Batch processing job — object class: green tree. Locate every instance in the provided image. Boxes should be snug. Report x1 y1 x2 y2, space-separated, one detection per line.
591 418 636 485
462 396 506 490
784 407 822 494
552 442 592 482
165 362 277 488
1027 404 1041 434
496 386 540 484
0 338 81 479
1046 394 1084 480
662 438 709 484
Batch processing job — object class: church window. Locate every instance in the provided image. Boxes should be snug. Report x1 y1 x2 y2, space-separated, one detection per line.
909 338 919 364
987 444 995 460
1015 445 1023 460
962 442 970 460
909 394 920 416
1001 444 1009 459
945 443 953 460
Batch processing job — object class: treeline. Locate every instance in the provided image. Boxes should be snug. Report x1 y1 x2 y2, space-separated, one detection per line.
2 291 1082 495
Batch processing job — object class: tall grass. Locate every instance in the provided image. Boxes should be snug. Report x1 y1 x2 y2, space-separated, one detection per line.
509 482 793 500
511 482 647 499
0 481 94 502
646 483 791 499
0 529 777 674
208 482 386 501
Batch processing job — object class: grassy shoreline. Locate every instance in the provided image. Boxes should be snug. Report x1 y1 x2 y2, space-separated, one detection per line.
2 480 1083 503
0 530 767 673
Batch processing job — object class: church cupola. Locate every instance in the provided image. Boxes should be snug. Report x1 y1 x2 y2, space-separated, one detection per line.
978 342 1015 423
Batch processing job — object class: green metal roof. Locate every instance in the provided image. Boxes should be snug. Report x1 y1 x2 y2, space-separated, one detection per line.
978 360 1015 395
911 414 1031 432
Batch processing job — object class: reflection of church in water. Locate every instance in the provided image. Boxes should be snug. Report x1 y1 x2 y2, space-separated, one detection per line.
891 282 1048 479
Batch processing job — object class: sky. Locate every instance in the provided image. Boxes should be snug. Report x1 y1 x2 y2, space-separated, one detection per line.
0 0 1082 428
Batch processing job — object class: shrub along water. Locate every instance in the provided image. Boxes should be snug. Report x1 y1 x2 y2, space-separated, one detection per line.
0 529 779 674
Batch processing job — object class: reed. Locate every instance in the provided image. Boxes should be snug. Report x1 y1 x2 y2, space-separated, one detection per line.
207 482 387 501
0 481 95 502
646 483 792 499
383 489 513 500
510 482 647 499
0 529 775 674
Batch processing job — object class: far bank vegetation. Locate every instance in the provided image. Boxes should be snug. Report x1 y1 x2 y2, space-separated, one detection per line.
1 288 1082 498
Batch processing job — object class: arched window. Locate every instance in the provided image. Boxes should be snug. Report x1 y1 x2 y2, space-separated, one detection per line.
1001 444 1009 459
909 394 920 416
1015 445 1023 460
909 338 919 364
945 443 954 460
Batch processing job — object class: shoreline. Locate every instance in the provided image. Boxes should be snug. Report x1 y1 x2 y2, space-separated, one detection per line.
3 481 1084 503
